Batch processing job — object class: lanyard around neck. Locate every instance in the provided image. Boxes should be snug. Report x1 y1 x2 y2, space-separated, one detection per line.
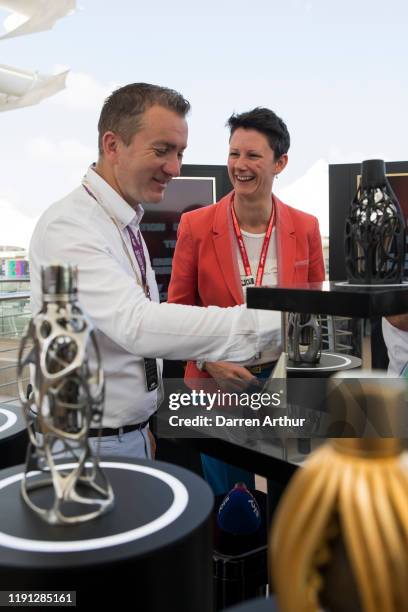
231 197 275 287
82 181 150 297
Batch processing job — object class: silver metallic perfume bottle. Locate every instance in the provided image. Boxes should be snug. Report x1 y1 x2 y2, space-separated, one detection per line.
17 264 114 525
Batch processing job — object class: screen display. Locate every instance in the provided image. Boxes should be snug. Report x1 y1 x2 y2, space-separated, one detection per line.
387 174 408 217
140 177 216 301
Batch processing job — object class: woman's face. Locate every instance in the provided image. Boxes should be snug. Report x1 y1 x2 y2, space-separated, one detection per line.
227 128 287 200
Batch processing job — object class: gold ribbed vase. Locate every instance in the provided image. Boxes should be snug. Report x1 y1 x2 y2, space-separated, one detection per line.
270 373 408 612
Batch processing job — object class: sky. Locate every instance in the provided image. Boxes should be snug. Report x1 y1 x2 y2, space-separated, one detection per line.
1 0 408 246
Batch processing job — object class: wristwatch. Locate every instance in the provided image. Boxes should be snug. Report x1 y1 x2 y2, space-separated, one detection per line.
196 360 207 372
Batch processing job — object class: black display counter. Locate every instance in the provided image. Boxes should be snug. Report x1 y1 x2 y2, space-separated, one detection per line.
247 280 408 317
0 459 213 611
0 405 28 470
247 280 408 370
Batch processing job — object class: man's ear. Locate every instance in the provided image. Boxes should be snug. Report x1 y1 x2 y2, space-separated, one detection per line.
101 131 122 162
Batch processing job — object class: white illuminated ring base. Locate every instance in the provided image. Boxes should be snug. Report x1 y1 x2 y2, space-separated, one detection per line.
335 280 408 288
287 352 352 371
0 462 188 553
0 408 18 433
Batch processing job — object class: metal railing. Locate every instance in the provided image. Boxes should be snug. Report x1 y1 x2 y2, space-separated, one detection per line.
0 278 31 409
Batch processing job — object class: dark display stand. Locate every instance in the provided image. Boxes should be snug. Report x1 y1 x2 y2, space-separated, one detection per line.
0 405 27 470
287 353 362 456
247 281 408 370
0 459 213 611
247 281 408 318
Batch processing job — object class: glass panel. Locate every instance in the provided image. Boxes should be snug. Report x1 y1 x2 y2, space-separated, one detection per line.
0 292 31 409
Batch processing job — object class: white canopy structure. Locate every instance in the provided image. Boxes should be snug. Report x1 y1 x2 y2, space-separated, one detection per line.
0 64 68 111
0 0 75 40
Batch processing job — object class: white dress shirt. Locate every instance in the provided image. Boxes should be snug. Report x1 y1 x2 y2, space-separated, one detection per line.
29 166 281 427
382 317 408 376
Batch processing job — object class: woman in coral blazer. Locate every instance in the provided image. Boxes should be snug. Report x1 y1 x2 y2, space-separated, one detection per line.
168 190 324 377
168 107 325 494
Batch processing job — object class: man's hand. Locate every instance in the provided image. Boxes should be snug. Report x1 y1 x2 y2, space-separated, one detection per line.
386 314 408 332
204 361 260 392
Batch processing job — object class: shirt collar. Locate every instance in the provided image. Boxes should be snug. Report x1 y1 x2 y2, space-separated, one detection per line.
84 165 144 229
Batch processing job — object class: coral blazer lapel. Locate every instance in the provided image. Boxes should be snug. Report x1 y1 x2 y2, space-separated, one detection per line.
212 192 243 305
274 195 297 285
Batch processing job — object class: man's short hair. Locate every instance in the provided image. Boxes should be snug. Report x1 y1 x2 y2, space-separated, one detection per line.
98 83 190 155
227 107 290 159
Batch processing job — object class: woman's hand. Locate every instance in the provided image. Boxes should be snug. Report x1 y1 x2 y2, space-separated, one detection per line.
204 361 260 392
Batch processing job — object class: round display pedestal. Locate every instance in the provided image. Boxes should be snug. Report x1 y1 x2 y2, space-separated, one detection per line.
287 351 362 377
0 406 27 470
287 352 362 455
0 459 213 611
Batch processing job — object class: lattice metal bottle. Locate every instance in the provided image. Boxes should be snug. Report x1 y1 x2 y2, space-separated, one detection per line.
17 264 114 525
345 159 406 284
287 313 322 364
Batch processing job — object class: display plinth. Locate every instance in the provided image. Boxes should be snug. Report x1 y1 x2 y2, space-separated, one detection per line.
247 280 408 368
0 406 27 470
247 280 408 317
0 459 213 611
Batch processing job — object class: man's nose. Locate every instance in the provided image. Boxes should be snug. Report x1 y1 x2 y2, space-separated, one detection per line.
163 156 182 178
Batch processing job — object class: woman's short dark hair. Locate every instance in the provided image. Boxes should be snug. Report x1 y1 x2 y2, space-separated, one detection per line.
227 107 290 159
98 83 190 155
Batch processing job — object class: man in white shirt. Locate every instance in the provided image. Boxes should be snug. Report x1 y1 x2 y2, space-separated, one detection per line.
30 83 281 459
